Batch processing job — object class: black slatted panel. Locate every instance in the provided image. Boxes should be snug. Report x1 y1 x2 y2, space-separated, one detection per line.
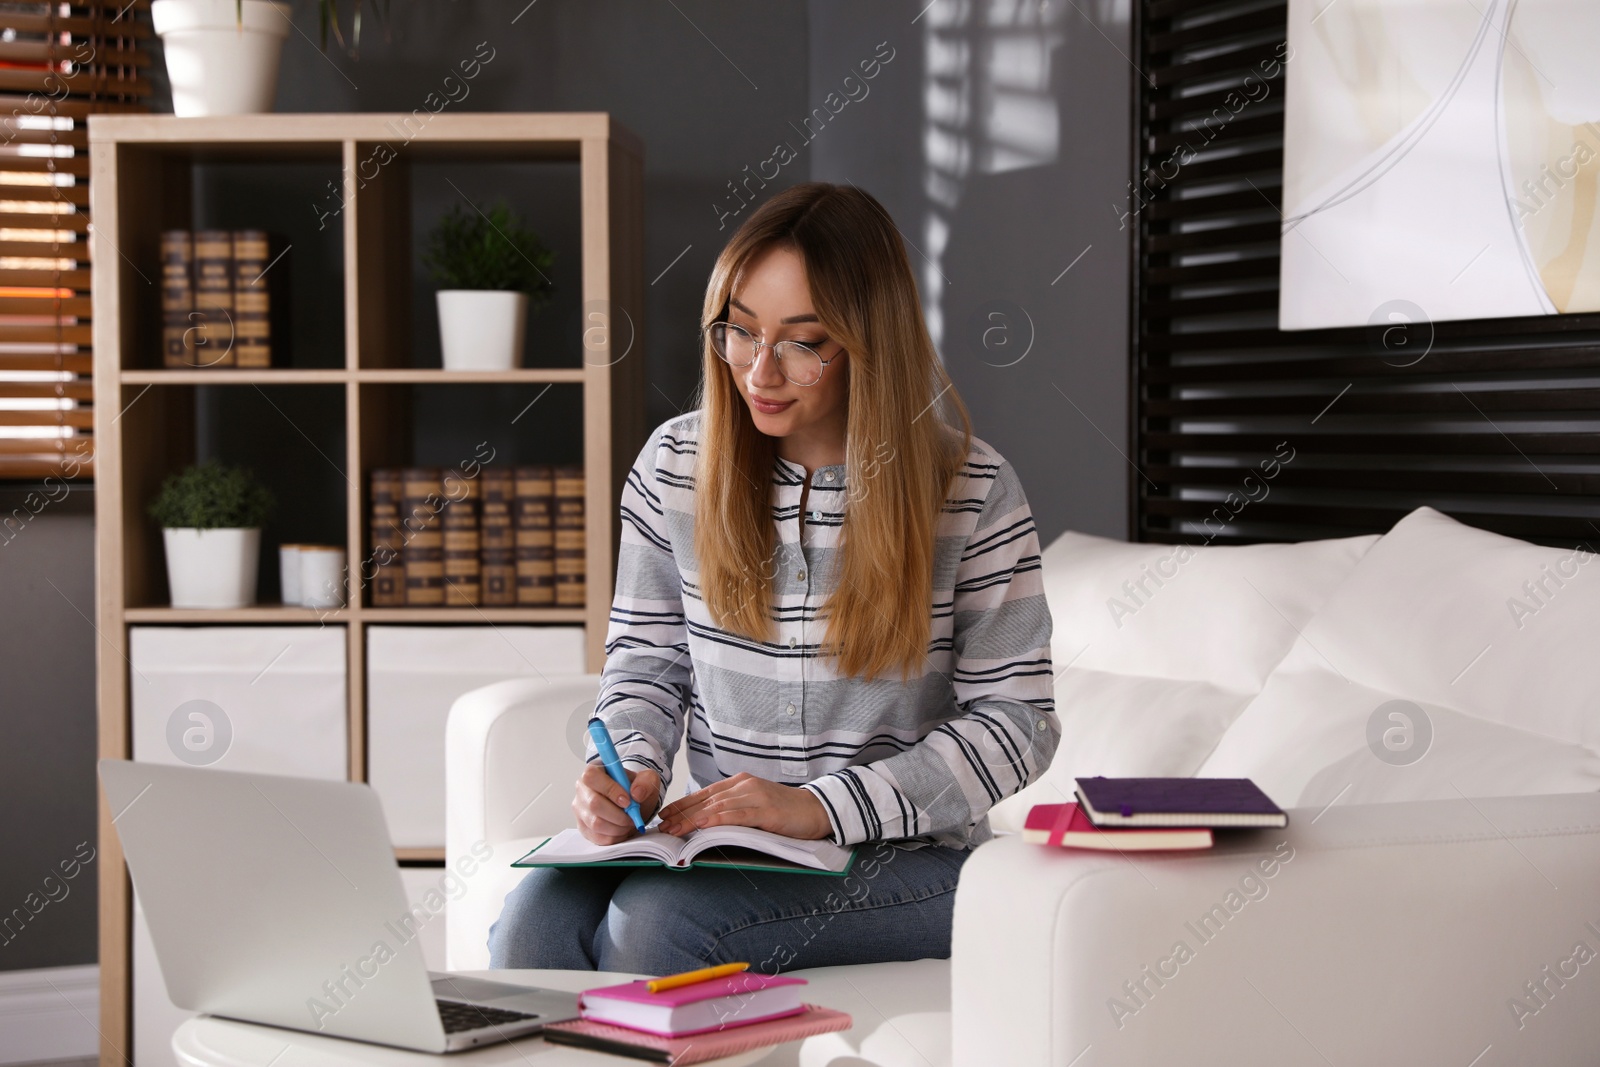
1130 0 1600 548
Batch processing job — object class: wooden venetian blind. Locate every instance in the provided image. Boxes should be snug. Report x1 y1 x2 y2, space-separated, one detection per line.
0 0 152 480
1131 0 1600 549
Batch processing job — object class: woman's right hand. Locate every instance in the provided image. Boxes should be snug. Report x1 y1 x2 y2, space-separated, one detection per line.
573 763 662 845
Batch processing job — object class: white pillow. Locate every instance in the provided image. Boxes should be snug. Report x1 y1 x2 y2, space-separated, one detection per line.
1039 529 1378 693
1263 506 1597 746
1198 506 1600 804
1197 649 1600 805
1298 705 1600 807
987 668 1253 833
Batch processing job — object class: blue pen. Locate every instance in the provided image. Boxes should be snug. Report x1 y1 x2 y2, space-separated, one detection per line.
587 718 647 833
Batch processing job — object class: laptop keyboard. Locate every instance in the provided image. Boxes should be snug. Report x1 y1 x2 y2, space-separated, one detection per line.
436 999 540 1033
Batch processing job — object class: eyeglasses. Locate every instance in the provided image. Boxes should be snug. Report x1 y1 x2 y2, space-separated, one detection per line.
703 321 840 387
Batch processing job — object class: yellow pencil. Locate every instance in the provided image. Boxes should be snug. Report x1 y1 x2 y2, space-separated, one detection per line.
645 961 750 993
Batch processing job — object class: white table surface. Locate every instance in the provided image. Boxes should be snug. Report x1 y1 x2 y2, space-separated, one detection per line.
169 969 769 1067
172 961 952 1067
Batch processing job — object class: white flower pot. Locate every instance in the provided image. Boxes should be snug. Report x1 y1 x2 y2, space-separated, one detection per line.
152 0 293 117
163 527 261 608
437 290 529 371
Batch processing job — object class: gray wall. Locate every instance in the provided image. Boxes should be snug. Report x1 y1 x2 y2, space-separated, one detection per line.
273 0 817 430
0 486 100 971
0 0 1129 973
809 0 1131 543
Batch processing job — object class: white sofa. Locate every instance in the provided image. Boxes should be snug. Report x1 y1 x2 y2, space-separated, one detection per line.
446 506 1600 1065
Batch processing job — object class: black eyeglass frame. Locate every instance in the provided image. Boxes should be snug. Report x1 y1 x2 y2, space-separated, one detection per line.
701 320 843 387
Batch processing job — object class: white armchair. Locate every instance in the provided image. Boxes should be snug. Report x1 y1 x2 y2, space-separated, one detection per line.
446 505 1600 1065
955 792 1600 1066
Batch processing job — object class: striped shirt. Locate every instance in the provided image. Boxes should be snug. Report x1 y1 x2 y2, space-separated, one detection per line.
587 412 1059 849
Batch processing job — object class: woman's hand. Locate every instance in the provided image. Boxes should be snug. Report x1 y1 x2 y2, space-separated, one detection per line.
656 771 832 840
574 763 662 846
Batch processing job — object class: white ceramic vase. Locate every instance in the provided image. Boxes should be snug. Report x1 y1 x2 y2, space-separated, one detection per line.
152 0 293 117
436 290 529 371
163 527 260 608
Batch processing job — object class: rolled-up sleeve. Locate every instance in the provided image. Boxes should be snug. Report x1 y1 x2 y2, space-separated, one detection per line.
802 458 1059 845
585 428 692 789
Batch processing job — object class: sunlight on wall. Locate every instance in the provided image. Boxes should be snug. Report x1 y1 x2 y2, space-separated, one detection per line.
919 0 1122 349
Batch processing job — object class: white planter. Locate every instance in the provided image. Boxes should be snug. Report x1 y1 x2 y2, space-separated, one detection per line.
162 527 261 608
436 290 529 371
152 0 292 117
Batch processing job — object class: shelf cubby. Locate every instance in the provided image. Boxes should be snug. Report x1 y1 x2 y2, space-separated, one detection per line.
115 381 348 609
351 138 586 371
106 139 346 372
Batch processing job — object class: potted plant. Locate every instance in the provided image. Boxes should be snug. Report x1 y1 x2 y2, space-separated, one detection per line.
148 460 275 609
152 0 393 117
422 199 556 371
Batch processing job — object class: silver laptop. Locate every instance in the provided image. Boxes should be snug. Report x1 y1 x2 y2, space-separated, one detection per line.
99 759 579 1053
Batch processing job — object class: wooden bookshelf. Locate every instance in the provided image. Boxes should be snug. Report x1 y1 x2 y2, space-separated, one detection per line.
90 113 645 1067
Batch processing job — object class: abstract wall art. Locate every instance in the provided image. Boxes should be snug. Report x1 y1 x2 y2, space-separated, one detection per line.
1280 0 1600 330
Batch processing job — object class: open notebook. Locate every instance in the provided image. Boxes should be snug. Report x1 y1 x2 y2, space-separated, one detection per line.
514 825 856 876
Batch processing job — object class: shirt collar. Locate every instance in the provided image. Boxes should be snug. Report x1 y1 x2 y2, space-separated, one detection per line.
773 455 846 485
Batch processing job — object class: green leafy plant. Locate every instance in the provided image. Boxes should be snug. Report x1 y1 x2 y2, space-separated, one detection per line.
421 199 556 302
148 460 275 530
235 0 395 58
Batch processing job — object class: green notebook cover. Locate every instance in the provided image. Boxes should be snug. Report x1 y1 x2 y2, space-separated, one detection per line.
512 833 857 877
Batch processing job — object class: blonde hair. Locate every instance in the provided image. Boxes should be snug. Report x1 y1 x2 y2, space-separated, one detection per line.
693 182 972 681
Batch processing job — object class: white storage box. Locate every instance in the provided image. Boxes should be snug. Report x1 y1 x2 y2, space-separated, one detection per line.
129 626 348 776
128 625 347 1067
366 626 587 849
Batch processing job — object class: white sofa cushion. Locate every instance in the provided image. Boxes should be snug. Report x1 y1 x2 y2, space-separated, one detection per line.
988 670 1253 831
1198 646 1600 806
1198 506 1600 803
1298 698 1600 806
1041 529 1379 693
1004 529 1379 831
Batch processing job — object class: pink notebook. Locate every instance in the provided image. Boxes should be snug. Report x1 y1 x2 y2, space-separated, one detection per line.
579 973 808 1037
1022 802 1213 851
542 1004 852 1065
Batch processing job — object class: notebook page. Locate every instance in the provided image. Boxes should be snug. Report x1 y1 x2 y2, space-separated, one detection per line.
523 827 685 865
678 825 853 872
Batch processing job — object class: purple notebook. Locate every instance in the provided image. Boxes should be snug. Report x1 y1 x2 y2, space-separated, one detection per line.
1075 777 1288 828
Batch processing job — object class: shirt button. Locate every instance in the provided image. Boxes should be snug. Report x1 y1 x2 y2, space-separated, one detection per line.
1036 719 1048 731
810 510 822 521
796 569 807 582
786 703 797 716
823 470 836 482
788 636 797 648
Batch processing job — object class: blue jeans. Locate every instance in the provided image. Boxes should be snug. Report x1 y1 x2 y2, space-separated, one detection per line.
487 841 970 974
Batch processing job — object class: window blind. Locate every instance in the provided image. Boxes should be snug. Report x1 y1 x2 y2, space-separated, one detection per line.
0 0 152 480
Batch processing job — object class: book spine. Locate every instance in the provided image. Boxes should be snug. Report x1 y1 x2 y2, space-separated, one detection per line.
554 465 586 607
514 465 555 606
401 467 445 606
160 229 195 368
192 229 236 367
231 229 272 368
443 471 482 606
479 468 516 606
369 468 406 607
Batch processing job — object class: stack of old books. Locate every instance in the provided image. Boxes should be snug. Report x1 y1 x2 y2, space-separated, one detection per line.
160 228 276 368
367 464 585 608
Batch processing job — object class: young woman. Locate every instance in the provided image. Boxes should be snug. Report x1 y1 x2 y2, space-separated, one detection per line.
488 182 1057 975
